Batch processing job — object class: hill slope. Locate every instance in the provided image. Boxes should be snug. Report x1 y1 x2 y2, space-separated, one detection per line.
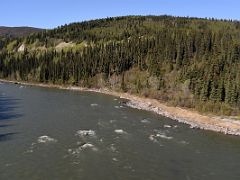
0 26 43 37
0 15 240 116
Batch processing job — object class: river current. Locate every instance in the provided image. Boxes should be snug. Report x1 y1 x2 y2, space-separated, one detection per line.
0 82 240 180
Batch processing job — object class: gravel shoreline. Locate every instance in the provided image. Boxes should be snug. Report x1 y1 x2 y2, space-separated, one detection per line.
125 100 240 136
1 79 240 136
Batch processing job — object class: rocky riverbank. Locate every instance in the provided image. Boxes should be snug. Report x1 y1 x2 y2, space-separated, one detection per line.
1 79 240 136
125 100 240 136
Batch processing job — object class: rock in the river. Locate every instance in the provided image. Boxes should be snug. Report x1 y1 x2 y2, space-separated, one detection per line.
76 130 96 137
37 135 57 143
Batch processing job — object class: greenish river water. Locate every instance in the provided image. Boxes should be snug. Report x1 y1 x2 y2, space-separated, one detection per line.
0 82 240 180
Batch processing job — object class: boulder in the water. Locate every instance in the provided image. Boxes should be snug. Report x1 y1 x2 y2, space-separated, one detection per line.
76 130 96 137
114 129 127 134
164 125 172 128
37 135 57 143
141 119 151 124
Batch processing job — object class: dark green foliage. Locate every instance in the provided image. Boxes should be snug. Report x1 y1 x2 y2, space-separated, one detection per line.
0 15 240 115
0 26 42 38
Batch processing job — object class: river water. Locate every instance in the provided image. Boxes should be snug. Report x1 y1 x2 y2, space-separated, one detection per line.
0 82 240 180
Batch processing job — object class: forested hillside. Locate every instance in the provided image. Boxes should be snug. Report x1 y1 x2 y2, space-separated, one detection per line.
0 16 240 115
0 26 42 37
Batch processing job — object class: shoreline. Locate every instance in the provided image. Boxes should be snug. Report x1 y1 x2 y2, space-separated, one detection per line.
1 79 240 136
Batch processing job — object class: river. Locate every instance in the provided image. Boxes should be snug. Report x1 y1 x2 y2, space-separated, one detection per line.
0 82 240 180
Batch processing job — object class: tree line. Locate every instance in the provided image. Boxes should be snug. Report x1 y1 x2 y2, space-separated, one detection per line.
0 15 240 115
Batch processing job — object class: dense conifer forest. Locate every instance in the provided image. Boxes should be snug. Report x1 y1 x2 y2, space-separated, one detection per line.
0 16 240 115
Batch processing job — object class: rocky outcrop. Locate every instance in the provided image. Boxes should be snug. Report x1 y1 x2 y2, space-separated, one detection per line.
18 44 25 52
